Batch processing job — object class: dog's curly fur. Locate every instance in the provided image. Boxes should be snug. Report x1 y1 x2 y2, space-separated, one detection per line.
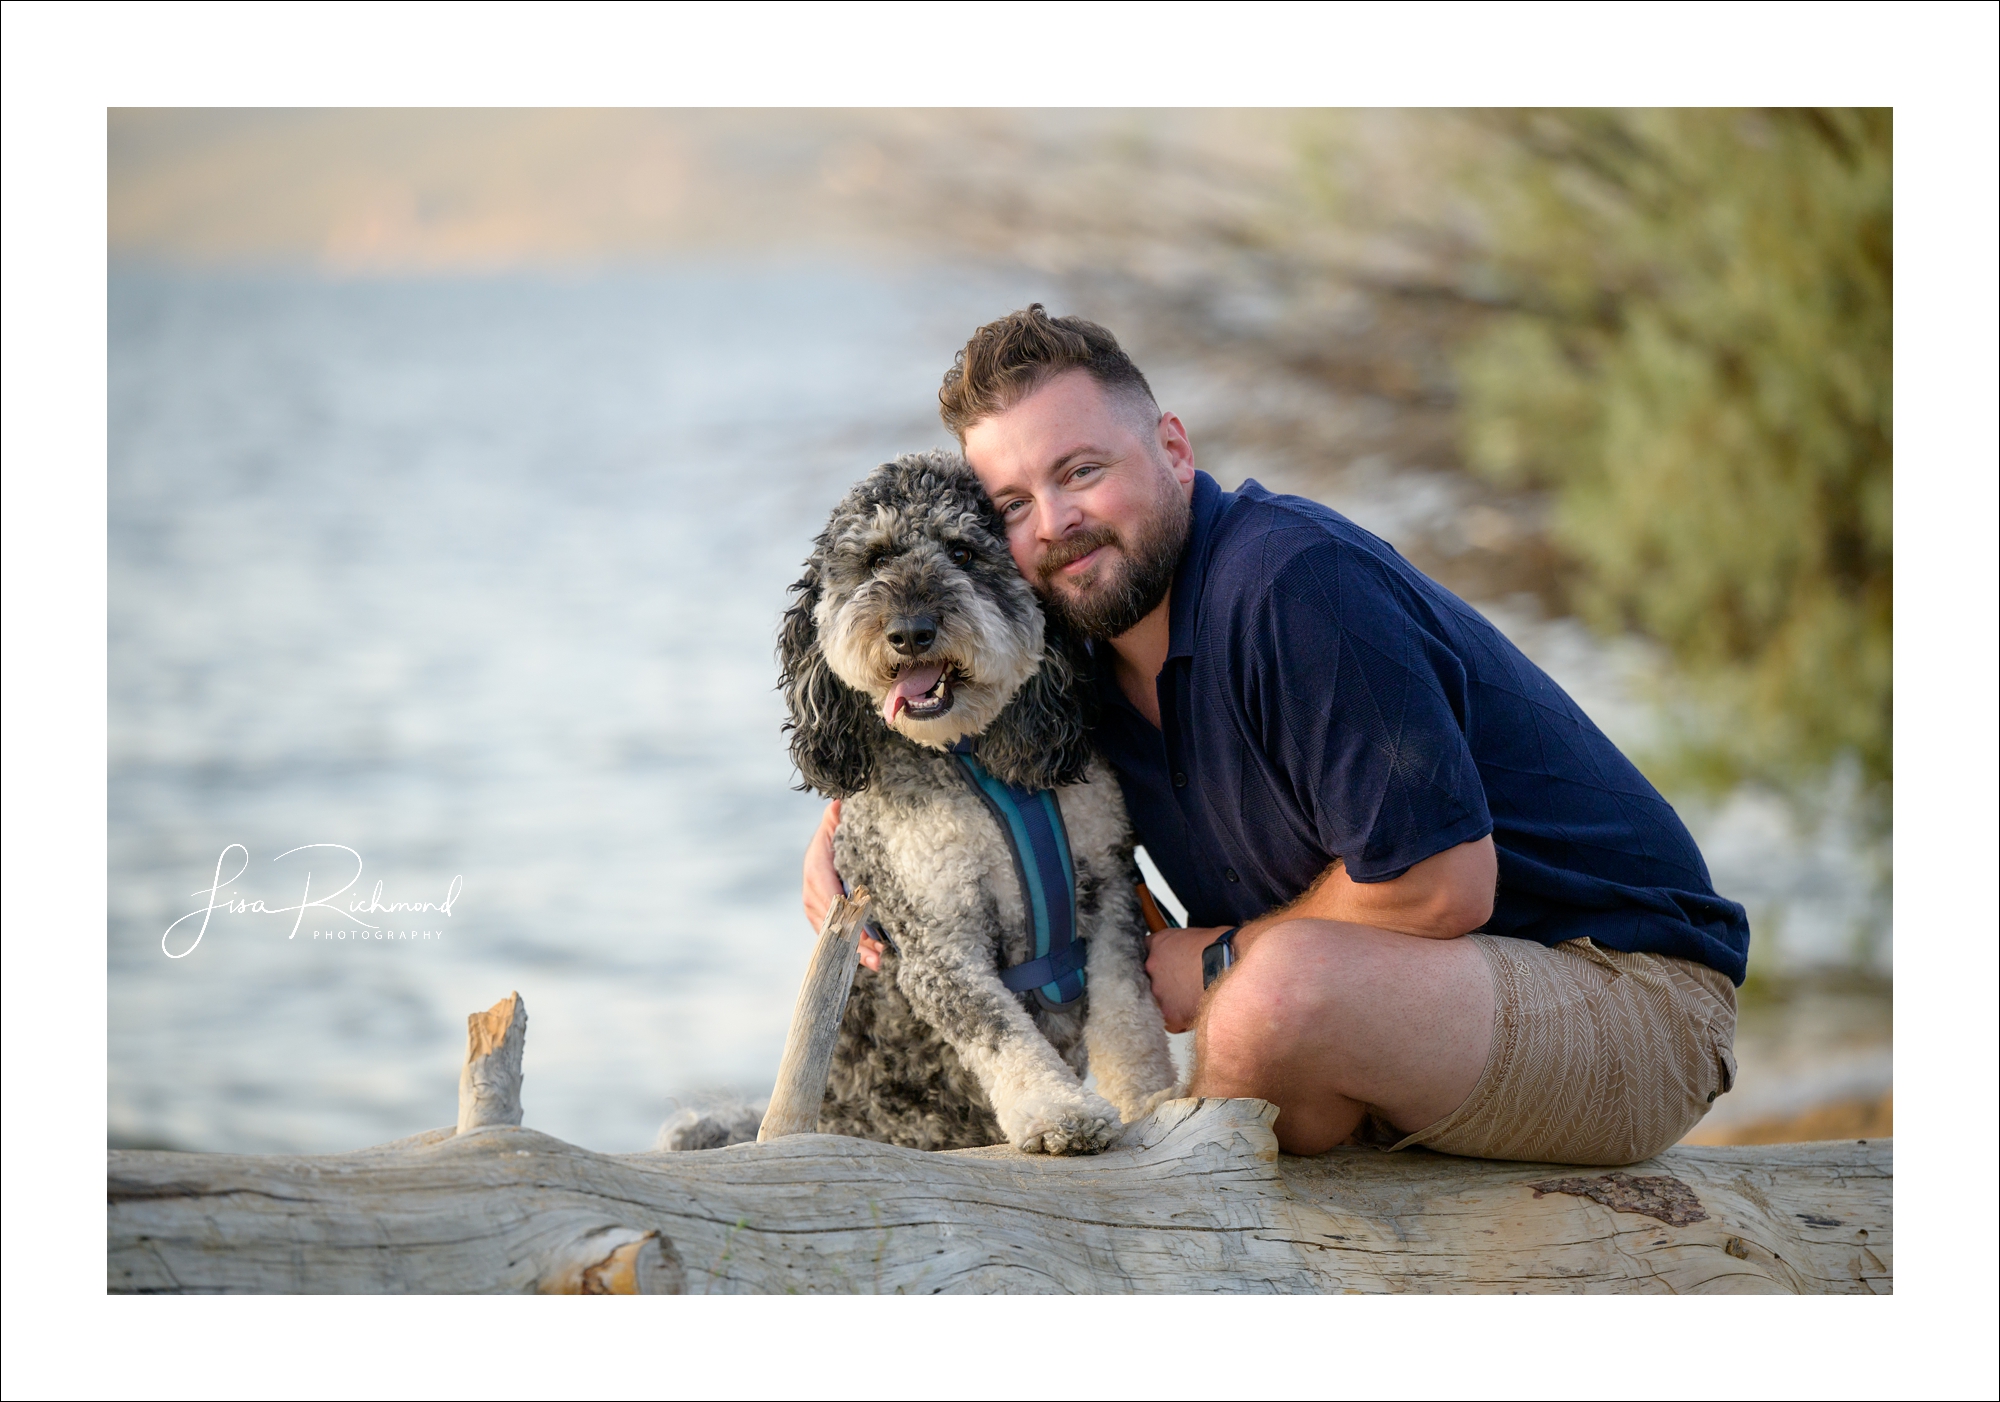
777 450 1180 1155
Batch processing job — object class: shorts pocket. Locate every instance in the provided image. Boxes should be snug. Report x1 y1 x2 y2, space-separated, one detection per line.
1710 1033 1738 1102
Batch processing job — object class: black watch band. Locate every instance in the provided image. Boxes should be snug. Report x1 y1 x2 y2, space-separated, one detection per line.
1201 926 1242 990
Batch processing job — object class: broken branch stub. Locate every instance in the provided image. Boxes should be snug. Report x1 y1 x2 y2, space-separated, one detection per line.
759 887 871 1141
457 992 527 1134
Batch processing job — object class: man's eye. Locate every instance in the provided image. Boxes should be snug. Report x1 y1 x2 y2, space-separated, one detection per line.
947 544 973 567
1001 499 1028 517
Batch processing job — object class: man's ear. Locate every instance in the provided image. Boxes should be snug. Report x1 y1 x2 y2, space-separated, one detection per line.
977 617 1095 792
777 563 877 798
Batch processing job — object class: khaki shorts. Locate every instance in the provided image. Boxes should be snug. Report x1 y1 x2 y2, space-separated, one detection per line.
1380 935 1739 1166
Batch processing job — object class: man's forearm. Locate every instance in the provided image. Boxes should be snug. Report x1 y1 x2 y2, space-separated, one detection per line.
1241 837 1497 947
1144 837 1497 1033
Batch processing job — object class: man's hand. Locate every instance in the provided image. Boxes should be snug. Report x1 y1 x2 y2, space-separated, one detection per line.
802 800 887 972
1145 924 1227 1034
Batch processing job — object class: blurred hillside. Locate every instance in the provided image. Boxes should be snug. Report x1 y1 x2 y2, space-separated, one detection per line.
112 109 901 267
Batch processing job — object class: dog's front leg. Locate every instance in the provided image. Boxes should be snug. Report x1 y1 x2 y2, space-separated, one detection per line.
1081 886 1183 1122
895 931 1121 1155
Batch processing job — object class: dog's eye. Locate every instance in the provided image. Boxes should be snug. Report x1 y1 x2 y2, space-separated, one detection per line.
947 544 973 567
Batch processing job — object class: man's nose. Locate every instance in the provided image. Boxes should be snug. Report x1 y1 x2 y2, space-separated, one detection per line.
886 615 937 656
1033 493 1085 545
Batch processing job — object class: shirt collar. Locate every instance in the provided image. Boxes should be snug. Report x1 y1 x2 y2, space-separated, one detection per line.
1166 470 1226 661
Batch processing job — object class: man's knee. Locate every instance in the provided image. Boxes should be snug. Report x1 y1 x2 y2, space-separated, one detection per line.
1196 919 1474 1073
1228 916 1371 1004
1197 920 1357 1078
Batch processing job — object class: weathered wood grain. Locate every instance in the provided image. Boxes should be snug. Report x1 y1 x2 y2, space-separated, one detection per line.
106 1098 1890 1294
1277 1135 1891 1294
456 992 526 1134
759 887 870 1142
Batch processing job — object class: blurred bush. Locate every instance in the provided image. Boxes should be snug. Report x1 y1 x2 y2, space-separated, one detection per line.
1448 110 1891 803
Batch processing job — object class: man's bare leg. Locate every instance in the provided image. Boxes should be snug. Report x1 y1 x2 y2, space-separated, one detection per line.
1188 920 1495 1156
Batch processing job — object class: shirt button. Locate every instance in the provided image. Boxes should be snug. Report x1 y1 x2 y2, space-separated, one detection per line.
1224 868 1240 883
1172 771 1187 789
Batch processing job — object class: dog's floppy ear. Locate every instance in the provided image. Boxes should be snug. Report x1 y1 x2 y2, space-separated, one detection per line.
977 617 1096 792
778 560 877 797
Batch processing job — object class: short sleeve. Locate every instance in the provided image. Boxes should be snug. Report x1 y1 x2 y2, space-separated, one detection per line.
1234 543 1494 882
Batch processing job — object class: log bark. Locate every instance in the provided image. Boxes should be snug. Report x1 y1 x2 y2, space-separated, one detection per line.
107 1098 1890 1294
759 887 870 1142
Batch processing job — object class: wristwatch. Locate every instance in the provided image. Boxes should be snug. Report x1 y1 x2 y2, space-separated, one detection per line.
1201 926 1242 990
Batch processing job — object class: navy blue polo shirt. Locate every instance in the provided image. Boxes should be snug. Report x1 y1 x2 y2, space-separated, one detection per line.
1093 472 1750 984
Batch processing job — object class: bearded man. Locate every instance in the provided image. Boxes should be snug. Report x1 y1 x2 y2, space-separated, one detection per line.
803 305 1748 1162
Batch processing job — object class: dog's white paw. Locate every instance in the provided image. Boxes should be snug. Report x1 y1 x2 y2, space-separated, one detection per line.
1119 1084 1182 1125
1003 1087 1123 1156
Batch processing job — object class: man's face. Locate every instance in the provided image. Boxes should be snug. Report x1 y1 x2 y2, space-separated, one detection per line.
961 369 1196 641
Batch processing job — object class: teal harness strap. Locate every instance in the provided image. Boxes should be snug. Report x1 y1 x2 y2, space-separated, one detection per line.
949 742 1086 1007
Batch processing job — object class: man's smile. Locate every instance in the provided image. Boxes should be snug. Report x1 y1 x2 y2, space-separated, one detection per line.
1058 544 1107 576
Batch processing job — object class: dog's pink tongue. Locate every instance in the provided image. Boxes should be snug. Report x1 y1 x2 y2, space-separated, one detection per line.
883 663 946 723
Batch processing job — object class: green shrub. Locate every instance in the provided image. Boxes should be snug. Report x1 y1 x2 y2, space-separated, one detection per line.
1453 110 1891 801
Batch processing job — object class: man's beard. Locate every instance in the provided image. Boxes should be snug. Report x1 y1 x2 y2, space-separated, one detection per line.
1033 488 1191 641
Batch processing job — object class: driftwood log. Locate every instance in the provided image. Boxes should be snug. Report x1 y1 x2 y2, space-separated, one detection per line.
106 992 1891 1294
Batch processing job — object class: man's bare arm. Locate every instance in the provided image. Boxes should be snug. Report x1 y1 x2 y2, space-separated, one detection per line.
1263 836 1497 942
803 800 890 971
1144 836 1496 1032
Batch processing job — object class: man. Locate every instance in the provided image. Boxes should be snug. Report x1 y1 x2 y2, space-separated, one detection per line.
804 305 1747 1163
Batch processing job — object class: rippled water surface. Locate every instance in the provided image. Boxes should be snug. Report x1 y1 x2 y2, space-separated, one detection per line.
110 264 1066 1153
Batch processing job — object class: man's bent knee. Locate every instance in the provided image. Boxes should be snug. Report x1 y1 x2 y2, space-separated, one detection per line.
1191 919 1495 1152
1192 957 1368 1153
1208 918 1384 1036
1192 924 1363 1088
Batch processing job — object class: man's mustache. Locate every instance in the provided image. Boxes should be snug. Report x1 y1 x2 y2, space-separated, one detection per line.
1035 526 1121 586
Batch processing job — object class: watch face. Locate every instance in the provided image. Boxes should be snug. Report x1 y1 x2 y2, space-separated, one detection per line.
1202 941 1229 990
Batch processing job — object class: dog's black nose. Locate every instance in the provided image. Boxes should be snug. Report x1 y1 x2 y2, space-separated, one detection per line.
886 615 937 656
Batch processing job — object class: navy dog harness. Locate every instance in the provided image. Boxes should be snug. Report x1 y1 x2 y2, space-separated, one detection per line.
949 740 1086 1008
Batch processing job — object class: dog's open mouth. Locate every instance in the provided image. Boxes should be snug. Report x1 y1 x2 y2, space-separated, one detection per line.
883 660 960 724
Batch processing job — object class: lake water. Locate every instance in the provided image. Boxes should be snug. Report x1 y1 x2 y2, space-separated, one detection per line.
108 264 1886 1155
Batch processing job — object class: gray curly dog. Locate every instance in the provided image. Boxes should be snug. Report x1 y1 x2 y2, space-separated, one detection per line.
680 451 1180 1156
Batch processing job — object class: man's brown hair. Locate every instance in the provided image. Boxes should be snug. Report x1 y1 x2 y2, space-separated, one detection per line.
938 304 1158 442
